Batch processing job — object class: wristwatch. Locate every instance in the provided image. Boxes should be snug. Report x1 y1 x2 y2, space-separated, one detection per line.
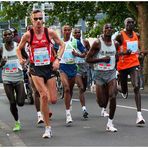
56 56 61 61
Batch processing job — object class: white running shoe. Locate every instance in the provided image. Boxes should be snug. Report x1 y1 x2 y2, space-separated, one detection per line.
66 113 73 125
101 109 109 117
37 116 44 124
136 115 145 126
106 124 117 132
121 93 128 99
42 129 52 138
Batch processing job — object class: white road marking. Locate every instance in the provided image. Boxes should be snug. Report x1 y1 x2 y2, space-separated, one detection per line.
117 104 148 112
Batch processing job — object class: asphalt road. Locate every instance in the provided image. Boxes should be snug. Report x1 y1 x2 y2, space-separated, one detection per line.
0 83 148 147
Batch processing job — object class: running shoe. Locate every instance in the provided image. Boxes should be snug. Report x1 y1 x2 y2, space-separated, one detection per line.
121 92 128 99
101 109 109 117
106 124 117 132
42 129 52 138
83 110 89 119
13 121 21 132
66 113 73 125
136 115 145 126
37 115 44 124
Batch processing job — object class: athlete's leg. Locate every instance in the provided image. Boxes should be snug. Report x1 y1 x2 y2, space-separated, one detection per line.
28 76 44 123
46 77 57 104
29 76 40 112
60 72 72 110
75 75 87 107
130 68 141 111
3 83 18 121
15 81 25 107
31 75 50 127
119 70 128 98
96 84 108 109
106 78 118 132
60 72 75 124
130 68 145 125
107 79 117 120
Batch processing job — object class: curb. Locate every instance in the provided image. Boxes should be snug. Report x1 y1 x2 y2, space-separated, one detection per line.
0 120 26 146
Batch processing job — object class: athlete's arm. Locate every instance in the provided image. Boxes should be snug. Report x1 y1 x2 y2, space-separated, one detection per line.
17 32 30 65
72 40 86 58
83 39 90 51
115 33 131 56
86 39 110 63
48 29 65 59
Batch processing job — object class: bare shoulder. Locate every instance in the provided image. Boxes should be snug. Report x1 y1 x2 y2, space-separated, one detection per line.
93 38 100 45
47 28 56 38
135 32 140 39
21 31 30 42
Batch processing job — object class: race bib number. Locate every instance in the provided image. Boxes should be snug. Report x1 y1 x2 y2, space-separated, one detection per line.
5 60 18 73
34 47 50 66
127 41 138 53
63 50 75 64
94 57 115 70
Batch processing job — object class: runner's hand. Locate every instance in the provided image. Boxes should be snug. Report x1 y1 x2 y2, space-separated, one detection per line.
0 57 7 66
18 57 26 65
102 56 110 63
52 59 60 71
72 49 79 57
126 49 132 55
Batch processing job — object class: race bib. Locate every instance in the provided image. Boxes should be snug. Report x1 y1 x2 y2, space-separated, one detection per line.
34 47 50 66
127 41 138 53
94 56 115 70
63 50 75 64
5 60 18 73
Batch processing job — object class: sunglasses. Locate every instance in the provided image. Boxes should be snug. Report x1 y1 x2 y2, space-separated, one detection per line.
33 17 43 21
75 32 80 34
3 33 12 36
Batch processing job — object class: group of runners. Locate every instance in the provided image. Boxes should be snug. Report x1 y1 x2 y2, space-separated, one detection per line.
0 9 146 139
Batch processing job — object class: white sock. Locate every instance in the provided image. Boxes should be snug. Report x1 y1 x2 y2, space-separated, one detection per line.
16 120 20 123
82 106 86 111
137 111 142 117
37 111 42 117
107 118 113 126
45 126 51 131
66 109 70 115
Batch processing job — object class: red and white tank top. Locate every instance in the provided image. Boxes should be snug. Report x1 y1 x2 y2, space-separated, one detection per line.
29 29 54 65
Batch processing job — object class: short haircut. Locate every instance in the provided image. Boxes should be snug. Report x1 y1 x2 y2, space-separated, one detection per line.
3 29 12 35
30 9 42 17
124 17 134 25
62 24 72 31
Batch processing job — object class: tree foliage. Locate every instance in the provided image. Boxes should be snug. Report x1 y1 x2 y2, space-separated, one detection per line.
0 1 139 36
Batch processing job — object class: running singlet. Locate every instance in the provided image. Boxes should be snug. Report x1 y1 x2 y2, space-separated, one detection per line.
2 42 24 82
29 28 54 66
60 38 77 64
117 31 140 71
2 42 22 73
75 39 86 64
93 37 116 71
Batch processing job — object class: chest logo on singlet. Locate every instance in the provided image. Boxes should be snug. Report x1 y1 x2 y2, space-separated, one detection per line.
34 47 50 66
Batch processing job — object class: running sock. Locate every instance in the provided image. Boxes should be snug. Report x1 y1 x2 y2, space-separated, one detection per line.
107 118 113 126
82 106 86 111
66 109 70 115
45 126 51 130
137 111 142 118
37 111 42 117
